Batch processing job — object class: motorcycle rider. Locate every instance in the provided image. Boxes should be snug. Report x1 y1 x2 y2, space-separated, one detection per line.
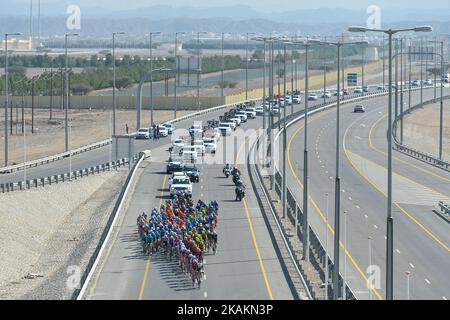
223 163 233 177
235 182 245 201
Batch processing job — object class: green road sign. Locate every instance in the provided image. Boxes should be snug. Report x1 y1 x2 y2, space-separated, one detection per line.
347 72 358 87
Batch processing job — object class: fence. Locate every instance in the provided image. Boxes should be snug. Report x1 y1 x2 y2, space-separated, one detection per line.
0 155 139 193
392 94 450 172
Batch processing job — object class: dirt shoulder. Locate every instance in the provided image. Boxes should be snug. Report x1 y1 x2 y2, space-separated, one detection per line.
401 102 450 160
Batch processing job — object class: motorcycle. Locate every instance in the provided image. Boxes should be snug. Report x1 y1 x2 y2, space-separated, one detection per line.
223 167 231 178
235 186 245 201
233 175 243 186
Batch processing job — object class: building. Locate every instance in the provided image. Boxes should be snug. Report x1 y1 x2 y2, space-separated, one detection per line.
1 37 42 51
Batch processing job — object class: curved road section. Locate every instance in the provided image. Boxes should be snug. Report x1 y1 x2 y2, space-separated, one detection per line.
283 87 450 300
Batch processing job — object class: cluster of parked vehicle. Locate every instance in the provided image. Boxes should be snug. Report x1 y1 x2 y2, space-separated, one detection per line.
218 101 258 136
136 123 175 140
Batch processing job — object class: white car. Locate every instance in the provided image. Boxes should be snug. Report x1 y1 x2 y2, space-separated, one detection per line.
230 117 241 126
136 128 151 139
292 95 302 104
158 125 169 137
308 93 318 101
203 137 217 153
168 172 188 187
169 176 193 198
333 90 343 96
235 112 248 122
162 123 174 134
245 108 257 119
255 106 264 115
353 87 363 94
194 140 206 154
321 91 332 98
271 106 280 115
172 138 185 148
218 125 232 136
284 96 293 105
182 150 198 163
221 122 236 130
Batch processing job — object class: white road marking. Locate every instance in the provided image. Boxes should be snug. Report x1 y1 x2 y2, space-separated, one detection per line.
356 205 360 209
360 124 366 128
424 279 431 285
374 225 378 229
384 236 387 240
395 249 401 254
204 291 208 298
354 136 361 140
364 214 369 219
342 189 345 193
443 296 447 300
204 274 207 280
349 197 352 201
409 263 415 269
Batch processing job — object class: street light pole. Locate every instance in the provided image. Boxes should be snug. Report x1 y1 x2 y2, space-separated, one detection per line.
174 32 185 119
309 37 368 299
349 24 433 301
113 32 125 136
282 41 288 220
149 31 161 126
429 40 445 160
246 33 250 101
4 32 21 166
221 32 225 102
64 33 78 153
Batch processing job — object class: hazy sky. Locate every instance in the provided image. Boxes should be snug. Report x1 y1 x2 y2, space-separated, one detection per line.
11 0 450 12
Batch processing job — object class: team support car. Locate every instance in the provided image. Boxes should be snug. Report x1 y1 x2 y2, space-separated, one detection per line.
183 163 200 183
166 161 184 174
169 175 193 198
136 128 151 139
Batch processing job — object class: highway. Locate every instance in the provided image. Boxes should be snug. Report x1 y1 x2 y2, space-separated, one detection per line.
84 112 297 300
4 82 446 300
281 87 450 300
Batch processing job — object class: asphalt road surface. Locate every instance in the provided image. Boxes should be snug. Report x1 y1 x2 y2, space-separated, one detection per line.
282 87 450 300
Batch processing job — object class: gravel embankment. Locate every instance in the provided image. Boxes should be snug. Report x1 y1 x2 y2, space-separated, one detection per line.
0 169 127 299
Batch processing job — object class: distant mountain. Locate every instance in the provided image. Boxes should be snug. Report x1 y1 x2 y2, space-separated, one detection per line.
2 4 450 38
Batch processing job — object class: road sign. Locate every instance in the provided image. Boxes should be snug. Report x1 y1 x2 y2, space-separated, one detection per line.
347 73 358 87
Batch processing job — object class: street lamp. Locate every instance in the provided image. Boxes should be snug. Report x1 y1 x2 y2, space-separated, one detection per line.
290 38 314 264
348 25 432 300
197 32 208 112
112 32 125 136
428 39 446 160
309 37 369 300
64 33 78 153
4 32 21 166
246 33 255 101
174 32 186 119
149 31 161 126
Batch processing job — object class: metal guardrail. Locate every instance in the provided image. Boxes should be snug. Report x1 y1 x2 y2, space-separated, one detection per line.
438 201 450 216
249 141 313 300
272 170 356 300
0 139 112 175
258 87 432 299
392 95 450 172
0 154 139 193
73 152 145 300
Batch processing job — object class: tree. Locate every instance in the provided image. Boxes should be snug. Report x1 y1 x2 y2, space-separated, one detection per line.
71 83 93 95
114 77 133 89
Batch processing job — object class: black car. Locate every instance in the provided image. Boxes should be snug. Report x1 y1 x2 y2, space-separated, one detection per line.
183 163 200 183
166 161 184 174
